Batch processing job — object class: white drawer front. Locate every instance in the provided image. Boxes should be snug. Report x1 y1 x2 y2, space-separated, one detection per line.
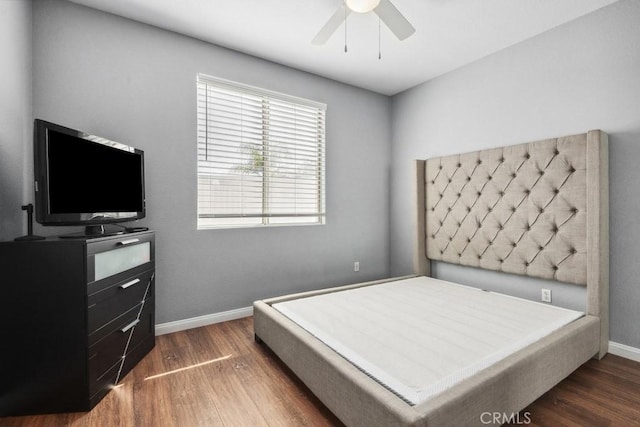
94 242 151 281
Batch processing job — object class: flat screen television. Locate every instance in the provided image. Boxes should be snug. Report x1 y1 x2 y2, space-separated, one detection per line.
34 119 145 237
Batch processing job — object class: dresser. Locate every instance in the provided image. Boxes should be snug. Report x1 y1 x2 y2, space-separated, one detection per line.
0 231 155 416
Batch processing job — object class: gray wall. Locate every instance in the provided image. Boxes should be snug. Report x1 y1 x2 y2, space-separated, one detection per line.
32 0 391 323
0 0 32 241
390 0 640 347
12 0 640 348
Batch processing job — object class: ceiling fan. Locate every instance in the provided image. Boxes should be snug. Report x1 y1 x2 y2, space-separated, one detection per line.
312 0 415 46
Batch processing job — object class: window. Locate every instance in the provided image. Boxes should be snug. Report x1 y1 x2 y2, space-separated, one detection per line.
197 74 326 229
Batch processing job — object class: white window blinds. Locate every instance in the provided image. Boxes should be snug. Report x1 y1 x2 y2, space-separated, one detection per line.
197 74 326 228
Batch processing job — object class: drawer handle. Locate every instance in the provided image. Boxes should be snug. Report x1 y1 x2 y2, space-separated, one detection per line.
120 319 140 333
120 278 141 289
117 238 140 246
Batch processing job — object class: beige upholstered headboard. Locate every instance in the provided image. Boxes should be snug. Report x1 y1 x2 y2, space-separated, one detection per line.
414 130 609 358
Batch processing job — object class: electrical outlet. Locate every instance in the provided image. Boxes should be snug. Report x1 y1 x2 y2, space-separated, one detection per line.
541 288 552 303
354 261 360 272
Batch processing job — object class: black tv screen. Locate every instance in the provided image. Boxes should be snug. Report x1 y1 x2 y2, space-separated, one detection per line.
34 119 145 227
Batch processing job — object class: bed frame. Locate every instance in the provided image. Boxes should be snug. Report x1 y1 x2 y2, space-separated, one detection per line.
254 130 608 426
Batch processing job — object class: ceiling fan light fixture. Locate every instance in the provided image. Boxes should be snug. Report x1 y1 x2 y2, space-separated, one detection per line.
345 0 381 13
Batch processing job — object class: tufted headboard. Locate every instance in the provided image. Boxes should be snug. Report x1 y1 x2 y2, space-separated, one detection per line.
414 130 609 357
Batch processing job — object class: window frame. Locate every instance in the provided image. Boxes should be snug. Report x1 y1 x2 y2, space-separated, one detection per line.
196 74 327 229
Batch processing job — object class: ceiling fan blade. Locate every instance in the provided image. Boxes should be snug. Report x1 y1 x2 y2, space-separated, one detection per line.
312 4 351 45
374 0 415 41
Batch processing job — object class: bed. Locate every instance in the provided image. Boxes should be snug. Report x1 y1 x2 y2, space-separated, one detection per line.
253 130 609 426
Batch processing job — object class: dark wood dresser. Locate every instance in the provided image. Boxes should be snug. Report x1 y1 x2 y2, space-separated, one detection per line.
0 231 155 416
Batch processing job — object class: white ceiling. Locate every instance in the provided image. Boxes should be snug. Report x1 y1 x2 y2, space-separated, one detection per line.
68 0 618 96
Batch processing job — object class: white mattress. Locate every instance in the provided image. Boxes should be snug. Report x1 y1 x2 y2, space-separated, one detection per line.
272 276 583 405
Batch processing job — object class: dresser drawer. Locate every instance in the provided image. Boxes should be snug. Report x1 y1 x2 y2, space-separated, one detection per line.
89 304 140 347
89 337 126 390
88 269 153 333
88 333 155 409
120 333 155 381
89 359 121 400
87 232 154 285
88 262 154 297
88 300 154 390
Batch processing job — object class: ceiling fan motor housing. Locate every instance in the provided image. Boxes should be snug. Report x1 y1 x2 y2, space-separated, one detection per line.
346 0 381 13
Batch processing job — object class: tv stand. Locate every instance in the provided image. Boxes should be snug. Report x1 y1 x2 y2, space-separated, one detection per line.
0 231 156 416
59 225 124 239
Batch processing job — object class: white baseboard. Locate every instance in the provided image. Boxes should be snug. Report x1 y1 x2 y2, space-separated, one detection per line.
155 306 253 336
608 341 640 362
156 310 640 364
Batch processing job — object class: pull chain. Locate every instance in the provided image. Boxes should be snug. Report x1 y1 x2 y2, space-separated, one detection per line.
378 17 381 60
344 5 348 53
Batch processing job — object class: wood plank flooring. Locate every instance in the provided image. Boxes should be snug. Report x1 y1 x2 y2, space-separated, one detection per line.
3 317 639 427
508 352 640 427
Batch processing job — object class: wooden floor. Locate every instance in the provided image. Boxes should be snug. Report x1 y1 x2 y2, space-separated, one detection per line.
3 317 640 427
